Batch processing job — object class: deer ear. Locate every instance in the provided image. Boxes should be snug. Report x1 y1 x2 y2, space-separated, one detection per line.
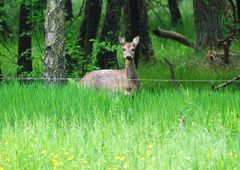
118 37 126 45
132 36 139 46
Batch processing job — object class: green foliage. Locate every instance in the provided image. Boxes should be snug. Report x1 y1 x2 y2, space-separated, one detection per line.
65 42 83 77
90 39 121 70
0 0 240 82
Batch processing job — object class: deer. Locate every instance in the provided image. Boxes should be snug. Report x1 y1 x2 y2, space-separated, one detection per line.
80 36 140 94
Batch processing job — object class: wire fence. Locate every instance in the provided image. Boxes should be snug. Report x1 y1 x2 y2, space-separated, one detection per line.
1 77 240 83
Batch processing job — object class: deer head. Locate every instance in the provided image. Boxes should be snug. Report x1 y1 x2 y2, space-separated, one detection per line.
118 36 139 61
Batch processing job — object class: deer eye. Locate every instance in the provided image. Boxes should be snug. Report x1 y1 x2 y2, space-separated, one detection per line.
131 48 135 51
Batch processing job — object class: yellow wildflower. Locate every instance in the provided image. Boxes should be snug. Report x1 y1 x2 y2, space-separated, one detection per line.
146 150 151 157
41 150 47 155
67 155 74 161
230 151 238 160
207 150 212 160
52 154 59 159
123 162 129 169
103 159 108 165
148 144 154 149
72 162 79 168
64 151 70 156
51 158 59 166
137 155 145 161
102 146 107 152
151 157 156 161
83 159 88 165
59 161 64 167
115 155 125 161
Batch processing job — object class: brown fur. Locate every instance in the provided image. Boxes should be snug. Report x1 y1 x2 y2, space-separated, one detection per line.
80 36 140 94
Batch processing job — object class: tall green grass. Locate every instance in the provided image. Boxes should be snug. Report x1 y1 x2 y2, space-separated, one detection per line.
0 83 239 169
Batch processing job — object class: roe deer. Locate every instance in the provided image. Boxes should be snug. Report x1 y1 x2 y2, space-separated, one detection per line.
80 36 140 94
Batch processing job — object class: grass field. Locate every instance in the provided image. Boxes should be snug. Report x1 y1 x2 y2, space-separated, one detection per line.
0 83 239 169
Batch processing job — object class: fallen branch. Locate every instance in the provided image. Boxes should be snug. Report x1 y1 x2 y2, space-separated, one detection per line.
212 75 240 91
153 27 195 48
163 58 180 90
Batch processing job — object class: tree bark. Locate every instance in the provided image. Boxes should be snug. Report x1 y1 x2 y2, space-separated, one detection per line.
0 0 11 37
128 0 140 67
124 0 154 68
237 0 240 22
65 0 73 20
17 2 32 76
138 0 154 62
237 0 240 35
78 0 102 55
0 66 2 81
77 0 102 73
168 0 181 24
44 0 66 82
122 0 131 40
97 0 123 69
193 0 223 51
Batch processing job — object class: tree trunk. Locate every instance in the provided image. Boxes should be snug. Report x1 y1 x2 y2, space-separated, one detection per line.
237 0 240 22
78 0 102 55
0 0 11 37
97 0 123 69
17 2 32 76
65 0 73 20
237 0 240 35
193 0 223 51
122 0 131 40
168 0 181 24
0 66 2 81
124 0 154 68
44 0 66 82
128 0 140 66
137 0 154 62
77 0 102 73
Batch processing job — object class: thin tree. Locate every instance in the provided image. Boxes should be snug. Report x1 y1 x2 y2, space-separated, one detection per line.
17 1 32 76
65 0 73 20
77 0 102 73
78 0 102 56
137 0 154 63
0 0 11 37
168 0 181 24
44 0 66 82
124 0 154 67
237 0 240 35
193 0 223 51
97 0 123 69
0 66 2 81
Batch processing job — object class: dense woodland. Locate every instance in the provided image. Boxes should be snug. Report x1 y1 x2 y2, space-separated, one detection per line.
0 0 240 88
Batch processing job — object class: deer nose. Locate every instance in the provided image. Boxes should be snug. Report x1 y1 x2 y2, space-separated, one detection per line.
126 56 132 60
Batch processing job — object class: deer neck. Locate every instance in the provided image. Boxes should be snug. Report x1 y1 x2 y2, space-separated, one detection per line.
125 60 138 80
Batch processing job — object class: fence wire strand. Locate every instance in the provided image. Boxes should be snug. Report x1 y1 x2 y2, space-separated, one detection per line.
1 77 240 83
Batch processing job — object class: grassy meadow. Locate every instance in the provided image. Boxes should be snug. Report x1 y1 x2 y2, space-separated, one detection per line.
1 0 240 169
0 83 240 169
